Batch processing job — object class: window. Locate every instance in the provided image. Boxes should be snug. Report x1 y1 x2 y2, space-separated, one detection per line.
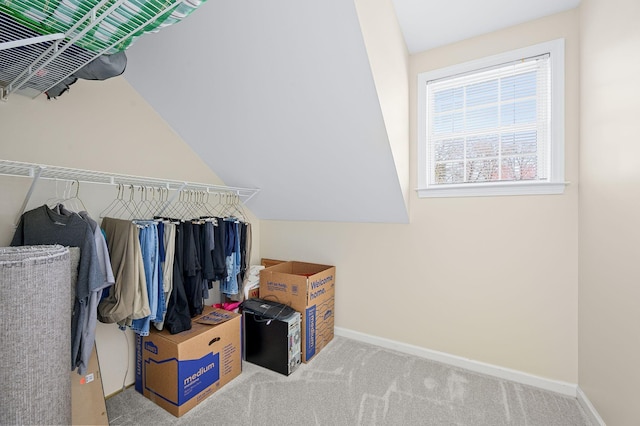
417 39 566 197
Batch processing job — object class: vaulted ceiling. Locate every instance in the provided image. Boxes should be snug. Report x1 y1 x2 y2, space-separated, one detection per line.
124 0 580 223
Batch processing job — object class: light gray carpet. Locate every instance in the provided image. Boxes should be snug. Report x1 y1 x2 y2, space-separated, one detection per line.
107 336 594 425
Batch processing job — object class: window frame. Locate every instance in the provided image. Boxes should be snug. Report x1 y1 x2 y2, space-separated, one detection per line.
417 39 566 198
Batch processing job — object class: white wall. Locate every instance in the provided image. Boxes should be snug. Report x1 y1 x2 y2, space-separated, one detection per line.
123 0 409 223
0 77 260 396
261 9 580 383
579 0 640 423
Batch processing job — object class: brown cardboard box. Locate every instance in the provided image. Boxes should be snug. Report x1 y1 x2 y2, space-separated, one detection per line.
247 286 260 299
259 261 335 363
261 258 286 268
135 307 242 417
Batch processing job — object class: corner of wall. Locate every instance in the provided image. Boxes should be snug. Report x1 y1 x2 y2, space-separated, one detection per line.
354 0 410 215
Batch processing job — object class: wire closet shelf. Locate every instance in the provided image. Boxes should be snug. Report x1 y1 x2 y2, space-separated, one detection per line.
0 159 260 222
0 0 196 101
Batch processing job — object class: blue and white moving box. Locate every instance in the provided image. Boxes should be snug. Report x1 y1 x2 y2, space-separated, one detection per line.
259 261 336 363
135 307 242 417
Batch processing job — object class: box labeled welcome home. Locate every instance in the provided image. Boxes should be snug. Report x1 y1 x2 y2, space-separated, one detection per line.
259 261 335 363
135 307 242 417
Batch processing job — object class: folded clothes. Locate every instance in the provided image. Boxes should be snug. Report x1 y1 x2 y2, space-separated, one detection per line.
212 301 242 312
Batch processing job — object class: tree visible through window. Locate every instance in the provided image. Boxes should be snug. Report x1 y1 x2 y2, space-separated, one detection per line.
417 40 565 197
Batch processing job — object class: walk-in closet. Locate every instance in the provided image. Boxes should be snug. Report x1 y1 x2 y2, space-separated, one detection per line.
0 159 260 423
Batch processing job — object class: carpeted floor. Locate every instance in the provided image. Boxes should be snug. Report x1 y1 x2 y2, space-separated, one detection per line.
106 336 595 425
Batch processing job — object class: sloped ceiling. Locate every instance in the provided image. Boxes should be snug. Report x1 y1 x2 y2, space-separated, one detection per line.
124 0 581 223
124 0 408 223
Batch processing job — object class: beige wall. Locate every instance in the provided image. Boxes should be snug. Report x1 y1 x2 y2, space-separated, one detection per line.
354 0 410 211
0 77 260 396
261 9 580 383
579 0 640 423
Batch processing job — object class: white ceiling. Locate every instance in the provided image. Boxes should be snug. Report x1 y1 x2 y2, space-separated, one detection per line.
124 0 581 223
392 0 581 54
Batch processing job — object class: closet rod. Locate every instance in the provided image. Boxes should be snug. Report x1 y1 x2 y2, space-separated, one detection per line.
0 159 260 222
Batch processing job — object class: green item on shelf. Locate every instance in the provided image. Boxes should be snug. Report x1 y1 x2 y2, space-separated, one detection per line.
0 0 207 54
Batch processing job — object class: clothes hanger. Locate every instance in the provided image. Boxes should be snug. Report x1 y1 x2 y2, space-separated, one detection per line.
209 192 225 218
216 193 230 218
99 184 124 218
185 190 204 222
59 180 88 213
148 187 164 218
45 179 66 209
221 193 242 220
99 184 137 219
125 185 145 221
230 194 247 222
193 190 208 219
161 187 182 222
136 186 155 219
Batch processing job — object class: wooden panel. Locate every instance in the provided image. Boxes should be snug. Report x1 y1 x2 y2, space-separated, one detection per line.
71 344 108 425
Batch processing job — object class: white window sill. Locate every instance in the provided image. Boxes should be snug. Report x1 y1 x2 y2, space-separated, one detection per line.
416 181 568 198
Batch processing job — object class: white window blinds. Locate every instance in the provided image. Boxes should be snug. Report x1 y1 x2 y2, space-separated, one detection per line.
425 54 551 186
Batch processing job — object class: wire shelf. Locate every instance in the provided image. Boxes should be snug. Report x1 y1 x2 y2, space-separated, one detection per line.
0 0 203 100
0 159 260 199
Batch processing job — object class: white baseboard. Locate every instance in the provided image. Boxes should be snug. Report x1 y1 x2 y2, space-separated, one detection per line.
334 326 577 397
577 387 606 425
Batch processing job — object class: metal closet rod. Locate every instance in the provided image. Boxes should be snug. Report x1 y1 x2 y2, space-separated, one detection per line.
0 159 260 223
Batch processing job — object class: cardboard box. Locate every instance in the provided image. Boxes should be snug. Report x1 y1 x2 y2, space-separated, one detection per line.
247 286 260 299
261 258 286 268
135 307 242 417
259 261 335 363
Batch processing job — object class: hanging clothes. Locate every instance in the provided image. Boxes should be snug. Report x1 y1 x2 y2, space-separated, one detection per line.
92 189 254 334
192 222 207 305
57 205 115 374
11 205 103 374
130 220 160 337
163 221 192 334
200 220 216 299
230 222 252 302
98 217 150 326
156 221 166 321
181 221 203 317
212 217 227 282
154 221 177 331
220 218 240 296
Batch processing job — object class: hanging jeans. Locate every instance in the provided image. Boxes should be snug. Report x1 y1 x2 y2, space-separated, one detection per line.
221 220 240 295
153 222 166 323
131 221 159 336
